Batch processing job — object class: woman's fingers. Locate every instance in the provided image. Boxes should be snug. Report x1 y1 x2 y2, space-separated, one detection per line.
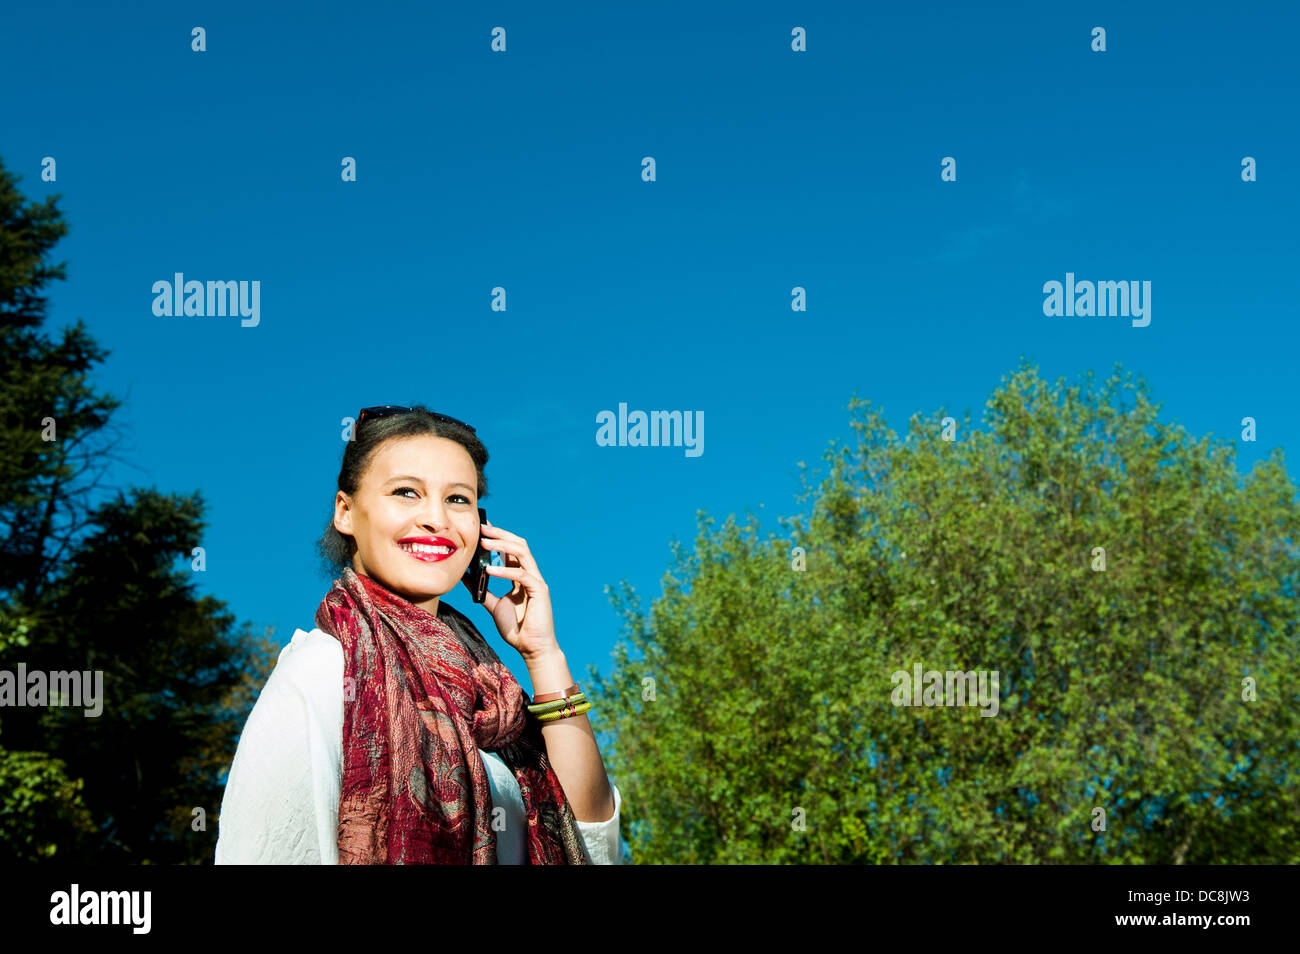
478 524 542 578
484 563 543 590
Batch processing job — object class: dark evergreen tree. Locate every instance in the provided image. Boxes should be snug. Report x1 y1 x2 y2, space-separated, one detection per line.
0 156 278 863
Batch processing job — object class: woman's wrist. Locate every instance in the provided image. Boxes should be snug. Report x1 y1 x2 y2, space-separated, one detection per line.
524 647 573 698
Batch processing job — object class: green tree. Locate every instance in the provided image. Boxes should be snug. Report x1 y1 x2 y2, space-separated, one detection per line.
0 604 96 860
0 156 279 863
588 361 1300 863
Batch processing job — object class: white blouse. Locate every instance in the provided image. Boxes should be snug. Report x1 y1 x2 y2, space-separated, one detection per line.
214 627 624 864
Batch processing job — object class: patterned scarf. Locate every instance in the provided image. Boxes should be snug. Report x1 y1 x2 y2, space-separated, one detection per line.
313 567 590 864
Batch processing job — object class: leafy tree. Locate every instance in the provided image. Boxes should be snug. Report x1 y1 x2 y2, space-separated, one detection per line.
16 488 281 863
0 604 96 860
589 361 1300 863
0 156 279 863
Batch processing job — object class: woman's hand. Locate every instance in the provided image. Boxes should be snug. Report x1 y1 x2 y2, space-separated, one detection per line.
471 519 560 662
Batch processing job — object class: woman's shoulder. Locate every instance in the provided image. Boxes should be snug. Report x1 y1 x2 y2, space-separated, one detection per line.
276 627 343 670
260 628 344 708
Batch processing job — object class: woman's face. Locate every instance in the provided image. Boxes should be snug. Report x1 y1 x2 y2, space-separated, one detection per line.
334 434 480 616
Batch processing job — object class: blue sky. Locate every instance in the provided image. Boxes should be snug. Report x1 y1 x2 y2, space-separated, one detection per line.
3 0 1297 696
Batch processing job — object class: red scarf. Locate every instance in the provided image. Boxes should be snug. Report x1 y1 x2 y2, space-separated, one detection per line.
314 567 590 864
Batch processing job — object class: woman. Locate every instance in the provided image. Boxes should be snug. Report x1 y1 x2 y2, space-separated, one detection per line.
214 405 623 864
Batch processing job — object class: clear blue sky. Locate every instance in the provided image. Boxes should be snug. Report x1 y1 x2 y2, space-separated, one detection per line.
3 0 1297 692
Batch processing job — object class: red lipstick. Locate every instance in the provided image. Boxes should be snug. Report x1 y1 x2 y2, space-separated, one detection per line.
397 536 458 563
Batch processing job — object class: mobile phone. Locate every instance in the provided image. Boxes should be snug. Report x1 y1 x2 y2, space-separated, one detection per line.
462 507 492 603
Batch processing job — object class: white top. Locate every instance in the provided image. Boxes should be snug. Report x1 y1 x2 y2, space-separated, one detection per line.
215 627 624 864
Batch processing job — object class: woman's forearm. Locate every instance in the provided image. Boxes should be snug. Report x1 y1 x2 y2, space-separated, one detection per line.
523 647 616 823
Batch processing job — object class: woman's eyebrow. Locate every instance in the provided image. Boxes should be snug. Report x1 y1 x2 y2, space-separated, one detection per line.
384 475 475 492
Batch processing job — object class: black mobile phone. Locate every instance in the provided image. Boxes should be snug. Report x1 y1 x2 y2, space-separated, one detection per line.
462 507 492 603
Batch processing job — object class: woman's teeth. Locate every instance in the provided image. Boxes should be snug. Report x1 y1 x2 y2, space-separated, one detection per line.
400 543 453 555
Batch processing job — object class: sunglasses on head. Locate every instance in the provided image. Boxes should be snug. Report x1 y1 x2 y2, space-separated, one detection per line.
356 405 476 434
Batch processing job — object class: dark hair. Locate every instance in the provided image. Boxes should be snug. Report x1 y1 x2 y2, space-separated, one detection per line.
316 406 489 581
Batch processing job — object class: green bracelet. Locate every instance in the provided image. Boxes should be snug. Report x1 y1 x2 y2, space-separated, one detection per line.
527 693 586 712
535 701 592 723
535 700 593 723
527 692 587 715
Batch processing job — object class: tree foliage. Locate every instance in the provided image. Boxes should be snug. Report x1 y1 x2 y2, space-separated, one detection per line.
0 156 279 863
589 362 1300 863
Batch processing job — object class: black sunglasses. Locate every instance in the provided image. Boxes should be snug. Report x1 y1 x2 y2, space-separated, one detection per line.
356 405 476 434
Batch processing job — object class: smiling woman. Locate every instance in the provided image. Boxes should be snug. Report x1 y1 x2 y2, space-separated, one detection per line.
330 433 482 620
214 405 623 865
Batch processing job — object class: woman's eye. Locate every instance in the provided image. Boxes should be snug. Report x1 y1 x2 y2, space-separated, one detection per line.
393 488 471 503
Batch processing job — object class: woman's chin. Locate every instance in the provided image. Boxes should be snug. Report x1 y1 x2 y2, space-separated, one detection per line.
391 561 467 598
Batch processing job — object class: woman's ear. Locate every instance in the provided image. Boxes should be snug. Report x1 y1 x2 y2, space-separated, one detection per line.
333 490 353 535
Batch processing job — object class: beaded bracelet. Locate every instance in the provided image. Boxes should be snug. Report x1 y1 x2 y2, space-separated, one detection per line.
534 700 593 723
